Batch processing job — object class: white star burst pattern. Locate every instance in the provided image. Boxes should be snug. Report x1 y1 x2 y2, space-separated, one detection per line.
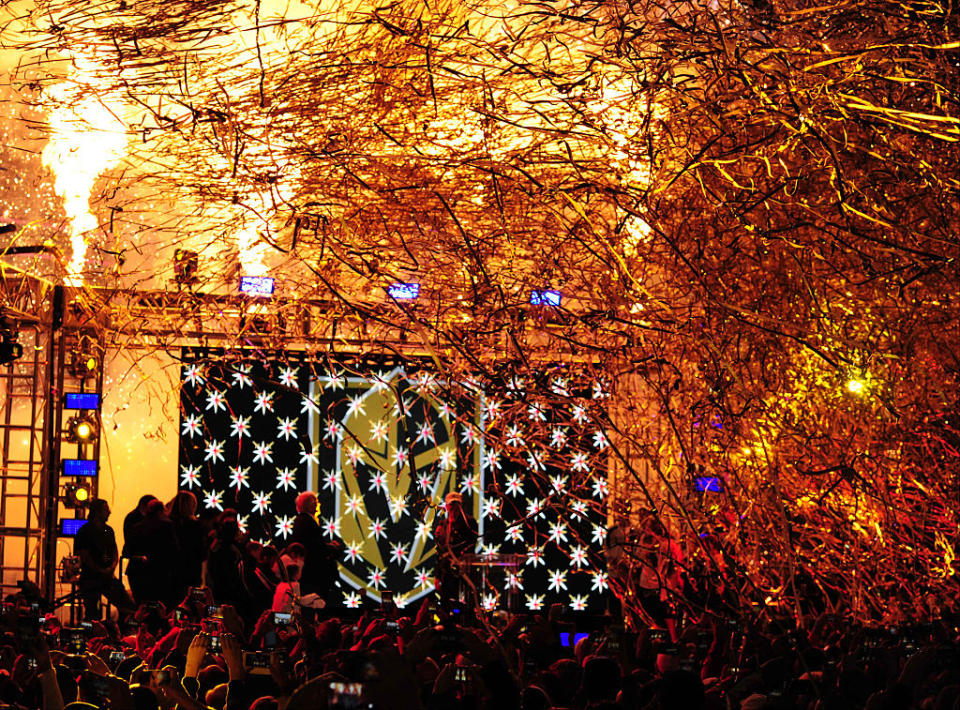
275 467 296 491
204 439 225 464
228 465 250 490
203 488 224 511
181 414 202 438
230 415 251 439
180 465 201 489
251 490 272 514
276 417 298 440
274 515 294 538
252 441 274 465
205 390 227 413
278 367 299 389
184 364 205 387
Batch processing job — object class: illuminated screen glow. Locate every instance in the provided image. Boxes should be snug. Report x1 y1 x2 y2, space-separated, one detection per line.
64 392 101 410
530 289 561 306
60 518 88 536
239 276 275 297
694 476 723 492
388 283 420 300
63 459 98 477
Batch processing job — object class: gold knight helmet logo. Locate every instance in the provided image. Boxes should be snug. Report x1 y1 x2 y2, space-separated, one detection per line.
313 367 483 608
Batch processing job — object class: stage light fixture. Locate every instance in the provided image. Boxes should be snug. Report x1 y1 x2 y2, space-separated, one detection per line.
388 282 420 300
62 481 92 509
0 315 23 365
530 289 561 307
846 378 866 394
174 249 199 285
68 336 100 379
65 414 98 444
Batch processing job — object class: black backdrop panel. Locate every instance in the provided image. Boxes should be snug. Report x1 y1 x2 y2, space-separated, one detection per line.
178 353 608 613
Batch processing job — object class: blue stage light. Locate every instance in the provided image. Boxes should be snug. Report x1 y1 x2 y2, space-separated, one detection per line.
240 276 275 297
530 289 561 306
388 283 420 300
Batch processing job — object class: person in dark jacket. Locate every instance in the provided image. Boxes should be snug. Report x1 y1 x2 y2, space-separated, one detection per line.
291 491 340 605
167 490 207 602
206 517 252 614
127 499 181 608
121 494 158 603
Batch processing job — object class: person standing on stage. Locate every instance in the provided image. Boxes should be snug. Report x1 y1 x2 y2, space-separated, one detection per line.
121 494 157 603
74 499 135 621
291 491 339 606
435 491 478 607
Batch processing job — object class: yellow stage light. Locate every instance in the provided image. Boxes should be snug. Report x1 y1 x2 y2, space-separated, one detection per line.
846 378 866 394
65 414 98 444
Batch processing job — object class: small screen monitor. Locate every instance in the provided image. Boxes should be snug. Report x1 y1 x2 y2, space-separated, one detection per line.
60 519 88 536
530 289 561 306
64 393 100 410
388 283 420 300
694 476 723 492
63 459 98 477
239 276 275 297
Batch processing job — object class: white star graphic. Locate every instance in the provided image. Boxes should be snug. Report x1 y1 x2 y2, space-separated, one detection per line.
254 392 274 414
570 452 591 473
344 542 362 563
569 545 589 568
438 447 456 471
278 367 299 389
228 465 250 490
231 367 252 389
203 439 225 464
251 490 272 515
592 430 609 450
319 370 345 390
183 364 205 387
299 396 320 415
276 417 298 440
275 467 296 491
230 415 251 439
204 390 227 413
591 571 609 592
274 515 295 538
367 567 386 590
322 468 341 492
415 422 435 446
181 414 202 438
299 446 319 466
180 465 201 489
202 488 224 511
368 518 387 540
322 515 341 539
547 569 568 592
369 420 388 443
345 394 366 419
505 474 524 497
345 444 363 466
252 441 274 465
389 543 407 566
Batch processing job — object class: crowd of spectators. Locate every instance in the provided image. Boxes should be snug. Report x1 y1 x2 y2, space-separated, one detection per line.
0 491 957 710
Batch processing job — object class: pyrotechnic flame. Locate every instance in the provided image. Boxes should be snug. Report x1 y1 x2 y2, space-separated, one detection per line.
41 58 128 286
